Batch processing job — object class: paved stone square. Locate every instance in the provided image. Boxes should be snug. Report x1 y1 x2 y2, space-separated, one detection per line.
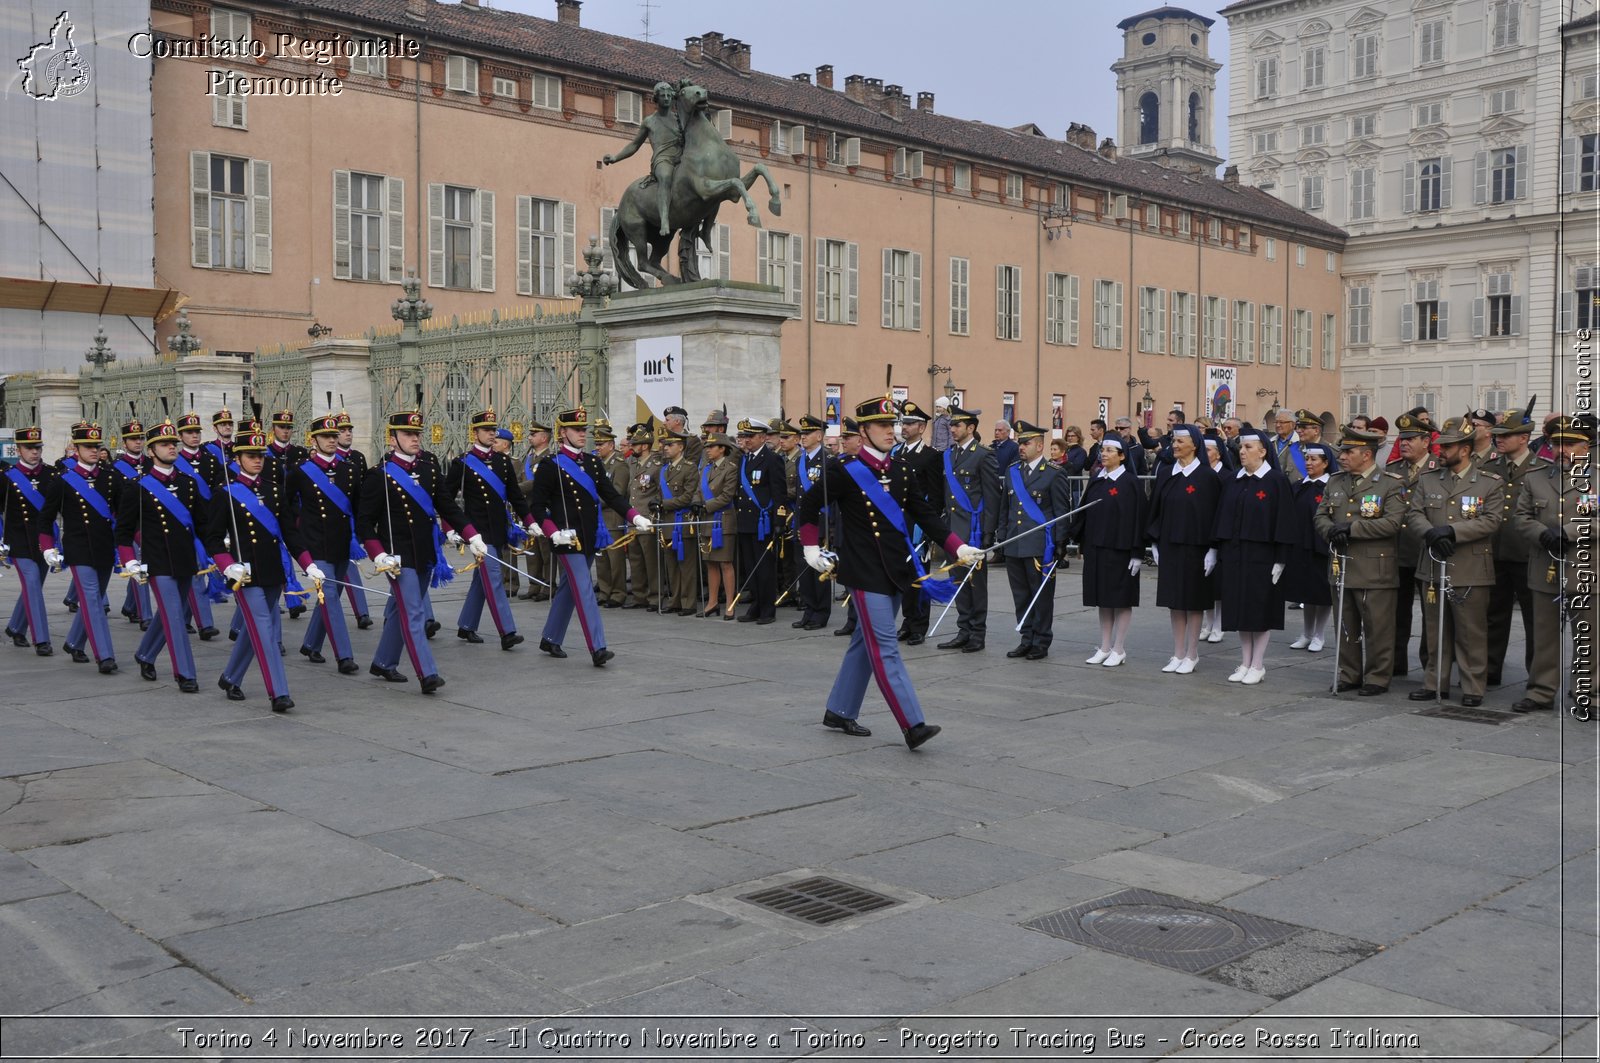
0 571 1594 1059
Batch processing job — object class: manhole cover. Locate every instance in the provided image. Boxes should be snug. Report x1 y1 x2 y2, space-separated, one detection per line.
1412 705 1509 725
739 876 898 925
1023 888 1302 973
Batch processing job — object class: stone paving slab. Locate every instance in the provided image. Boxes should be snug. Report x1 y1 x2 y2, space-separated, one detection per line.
1142 812 1372 876
831 834 1064 900
1477 853 1598 933
0 710 127 777
0 892 179 1014
1063 849 1267 902
115 715 396 777
957 810 1161 862
695 794 981 864
3 966 243 1059
0 847 67 905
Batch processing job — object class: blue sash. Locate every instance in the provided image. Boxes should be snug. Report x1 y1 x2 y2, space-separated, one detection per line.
139 475 220 589
843 460 955 604
205 441 228 468
944 447 983 544
227 482 308 598
172 455 212 501
299 460 365 562
554 454 612 549
658 466 686 561
462 453 526 546
739 456 773 541
384 460 454 588
1008 464 1055 565
5 468 47 512
61 469 114 526
699 463 723 549
797 448 829 520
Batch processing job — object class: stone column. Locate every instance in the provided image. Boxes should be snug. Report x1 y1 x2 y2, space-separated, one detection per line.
31 374 84 453
173 355 253 421
303 337 375 438
593 281 796 426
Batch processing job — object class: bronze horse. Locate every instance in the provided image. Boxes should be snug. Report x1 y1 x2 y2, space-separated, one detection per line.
609 84 782 289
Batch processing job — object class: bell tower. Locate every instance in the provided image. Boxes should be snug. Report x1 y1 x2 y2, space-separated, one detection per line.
1111 7 1224 176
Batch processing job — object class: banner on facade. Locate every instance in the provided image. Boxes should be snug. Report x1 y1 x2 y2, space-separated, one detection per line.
635 335 683 425
824 384 842 426
1051 395 1064 438
1206 364 1236 421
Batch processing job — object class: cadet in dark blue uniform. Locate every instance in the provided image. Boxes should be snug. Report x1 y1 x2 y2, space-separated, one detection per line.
734 418 787 623
40 422 121 673
110 420 152 629
893 401 943 645
935 404 1002 654
790 415 833 630
997 420 1074 660
796 396 987 749
446 407 534 650
527 407 652 666
287 414 363 674
3 426 58 655
173 412 224 639
333 410 374 630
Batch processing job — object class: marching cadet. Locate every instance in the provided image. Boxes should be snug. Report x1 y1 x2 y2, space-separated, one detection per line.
1402 414 1505 707
997 419 1074 661
789 415 834 630
116 419 205 692
173 412 224 639
266 409 308 474
623 424 664 609
1387 413 1438 676
526 407 653 665
358 410 481 694
206 408 235 470
935 404 1002 654
699 431 740 618
1512 414 1596 715
206 428 296 712
517 418 557 601
795 395 987 749
446 408 533 650
332 410 373 630
111 419 152 629
735 418 787 624
3 426 59 655
656 428 702 614
40 422 121 672
1314 427 1408 696
593 422 632 607
893 401 941 645
287 414 364 675
1483 406 1549 688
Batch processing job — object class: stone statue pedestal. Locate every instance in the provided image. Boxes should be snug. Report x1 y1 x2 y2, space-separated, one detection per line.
594 281 796 428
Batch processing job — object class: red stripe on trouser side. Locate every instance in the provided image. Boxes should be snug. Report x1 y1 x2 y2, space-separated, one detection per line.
70 568 102 661
153 579 182 677
236 590 278 698
18 563 43 643
560 554 597 651
479 560 509 635
853 588 911 731
390 576 426 677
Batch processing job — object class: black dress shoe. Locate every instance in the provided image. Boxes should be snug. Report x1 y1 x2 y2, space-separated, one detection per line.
139 620 150 632
738 613 758 623
177 677 199 693
66 646 90 663
64 599 77 613
98 659 118 675
287 606 306 620
1335 680 1361 693
1358 684 1388 697
186 623 196 634
937 634 971 650
823 710 872 736
961 641 985 653
501 632 525 650
138 660 157 681
457 628 484 644
1460 695 1484 708
834 624 855 637
539 638 567 659
1024 645 1048 660
271 695 294 713
803 621 827 631
756 616 775 625
35 643 53 657
1006 644 1032 659
904 722 942 750
424 619 441 639
420 673 445 694
219 678 246 701
337 657 360 674
369 664 408 682
9 631 27 648
357 613 373 630
619 601 638 610
120 608 135 622
300 647 326 664
1408 688 1444 701
198 626 219 641
228 629 239 642
1512 698 1553 713
792 618 810 629
592 648 615 667
904 633 926 646
897 630 913 642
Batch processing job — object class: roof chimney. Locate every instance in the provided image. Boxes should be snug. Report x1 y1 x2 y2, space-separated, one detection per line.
461 0 478 7
701 31 724 61
844 73 867 103
684 35 702 63
1223 164 1240 188
1098 136 1117 160
883 84 905 119
863 76 884 98
816 64 833 89
727 40 750 73
1067 123 1096 150
792 72 811 83
917 91 934 112
555 0 580 25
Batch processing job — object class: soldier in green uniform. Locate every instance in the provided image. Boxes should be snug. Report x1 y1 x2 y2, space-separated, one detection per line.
1482 407 1549 688
592 422 631 606
1387 413 1438 676
1402 415 1505 706
656 429 702 614
1314 427 1409 695
623 424 664 609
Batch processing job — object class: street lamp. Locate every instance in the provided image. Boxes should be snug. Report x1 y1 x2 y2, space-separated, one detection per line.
1126 377 1153 429
928 363 957 402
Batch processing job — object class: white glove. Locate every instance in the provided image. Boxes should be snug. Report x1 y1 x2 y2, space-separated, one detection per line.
551 529 578 547
803 544 836 574
224 562 250 586
1203 548 1218 577
467 533 488 558
373 551 402 573
42 548 64 569
1128 558 1141 576
525 521 546 539
956 544 989 565
632 514 654 533
124 561 148 581
446 530 465 548
304 563 327 582
1271 562 1285 585
1151 545 1160 566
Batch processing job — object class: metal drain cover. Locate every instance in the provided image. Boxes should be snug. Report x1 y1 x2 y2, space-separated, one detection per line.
1024 888 1301 973
739 876 898 925
1412 705 1509 725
